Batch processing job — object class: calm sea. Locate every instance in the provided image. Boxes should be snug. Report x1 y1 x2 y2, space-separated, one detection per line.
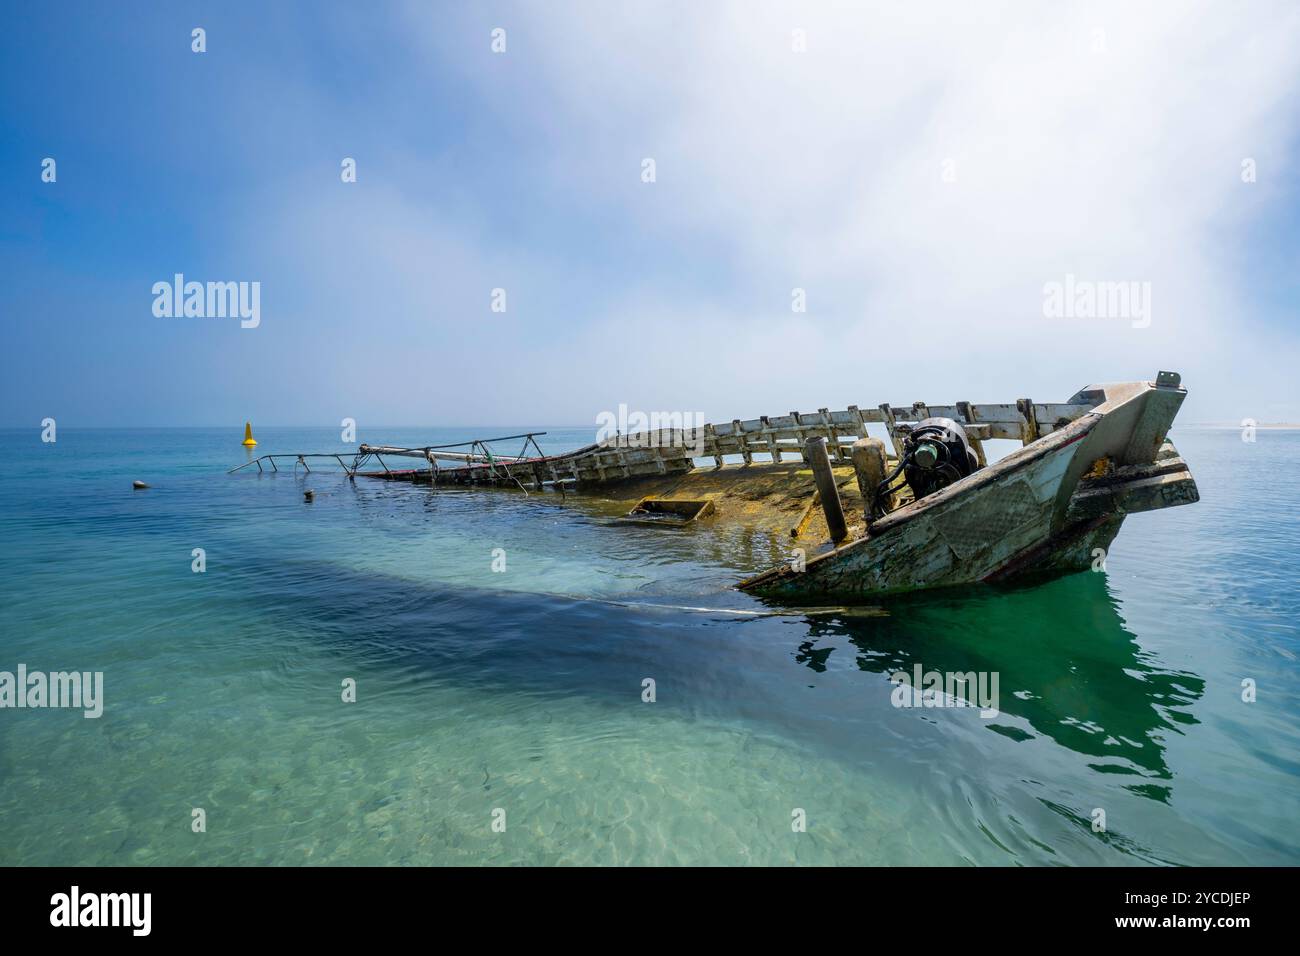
0 425 1296 865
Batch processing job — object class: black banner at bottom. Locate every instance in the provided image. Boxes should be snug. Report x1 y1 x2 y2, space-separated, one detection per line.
0 865 1278 941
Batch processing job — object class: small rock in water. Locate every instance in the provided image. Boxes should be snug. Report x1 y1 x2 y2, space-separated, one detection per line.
132 480 149 490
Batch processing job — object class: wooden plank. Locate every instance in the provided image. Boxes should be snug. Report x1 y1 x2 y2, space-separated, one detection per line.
1016 398 1039 445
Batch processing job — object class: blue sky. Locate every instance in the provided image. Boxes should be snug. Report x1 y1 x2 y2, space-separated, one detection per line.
2 1 1298 427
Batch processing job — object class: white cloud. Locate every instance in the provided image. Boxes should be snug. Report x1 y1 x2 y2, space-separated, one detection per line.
263 1 1300 424
443 1 1300 420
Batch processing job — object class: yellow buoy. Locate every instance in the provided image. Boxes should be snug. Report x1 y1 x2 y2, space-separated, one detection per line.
242 422 258 446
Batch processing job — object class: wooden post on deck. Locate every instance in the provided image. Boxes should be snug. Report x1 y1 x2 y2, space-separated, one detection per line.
805 436 848 543
878 403 903 459
851 436 890 522
1016 398 1039 446
956 401 987 467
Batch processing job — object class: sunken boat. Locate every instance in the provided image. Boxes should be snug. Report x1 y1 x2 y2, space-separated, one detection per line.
231 372 1198 601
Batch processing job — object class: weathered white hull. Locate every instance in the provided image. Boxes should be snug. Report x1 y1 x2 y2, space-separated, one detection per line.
740 377 1198 600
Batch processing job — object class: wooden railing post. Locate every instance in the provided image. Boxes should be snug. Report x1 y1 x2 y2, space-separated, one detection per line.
805 436 848 543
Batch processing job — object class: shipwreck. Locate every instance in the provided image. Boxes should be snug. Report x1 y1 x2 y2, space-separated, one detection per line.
230 372 1199 601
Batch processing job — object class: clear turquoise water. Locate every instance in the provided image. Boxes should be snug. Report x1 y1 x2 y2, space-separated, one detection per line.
0 426 1296 866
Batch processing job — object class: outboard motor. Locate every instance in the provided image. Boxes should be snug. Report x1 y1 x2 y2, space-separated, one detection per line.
902 417 980 500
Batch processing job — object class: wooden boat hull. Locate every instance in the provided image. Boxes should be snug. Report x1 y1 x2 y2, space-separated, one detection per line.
738 378 1197 600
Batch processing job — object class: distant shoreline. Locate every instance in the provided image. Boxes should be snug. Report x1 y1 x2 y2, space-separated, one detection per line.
1182 423 1300 429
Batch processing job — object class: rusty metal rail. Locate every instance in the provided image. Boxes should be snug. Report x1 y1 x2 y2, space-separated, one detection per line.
227 453 358 475
354 432 552 489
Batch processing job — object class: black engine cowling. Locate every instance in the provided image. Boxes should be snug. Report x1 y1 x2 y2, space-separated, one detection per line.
902 417 980 500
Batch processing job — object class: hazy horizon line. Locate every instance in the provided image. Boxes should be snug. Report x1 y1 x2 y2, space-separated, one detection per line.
6 421 1297 431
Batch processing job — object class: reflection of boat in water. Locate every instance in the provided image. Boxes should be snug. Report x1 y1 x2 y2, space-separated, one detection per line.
791 573 1204 799
231 373 1198 602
